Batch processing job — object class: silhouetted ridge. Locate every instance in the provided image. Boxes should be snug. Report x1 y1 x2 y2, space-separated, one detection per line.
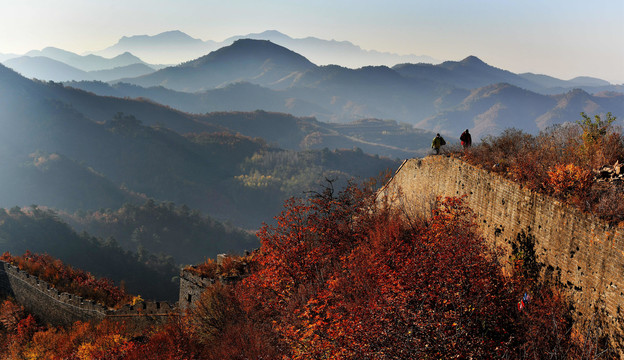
0 63 38 91
112 52 143 61
182 38 316 69
118 30 202 44
441 55 489 70
460 55 488 66
118 38 318 91
0 63 21 80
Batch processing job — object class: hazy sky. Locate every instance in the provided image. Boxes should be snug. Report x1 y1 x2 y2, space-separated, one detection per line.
0 0 622 83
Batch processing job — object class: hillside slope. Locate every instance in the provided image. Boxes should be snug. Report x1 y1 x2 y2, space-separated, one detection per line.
0 64 401 228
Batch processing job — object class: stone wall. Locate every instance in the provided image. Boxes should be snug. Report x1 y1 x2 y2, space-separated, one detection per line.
178 254 249 311
0 260 177 326
107 301 178 327
378 156 624 347
0 261 107 326
178 269 217 311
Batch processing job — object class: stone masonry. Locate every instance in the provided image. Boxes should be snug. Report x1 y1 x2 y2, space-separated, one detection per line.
377 156 624 349
0 260 176 326
178 268 217 312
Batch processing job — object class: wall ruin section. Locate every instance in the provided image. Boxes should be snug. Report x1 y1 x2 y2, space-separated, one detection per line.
378 156 624 345
179 269 217 311
0 260 176 326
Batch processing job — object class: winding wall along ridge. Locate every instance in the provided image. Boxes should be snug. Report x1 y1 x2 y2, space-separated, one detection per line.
0 260 176 326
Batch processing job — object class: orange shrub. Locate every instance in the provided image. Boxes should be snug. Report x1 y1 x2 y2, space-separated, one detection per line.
185 258 218 278
546 163 593 198
456 116 624 224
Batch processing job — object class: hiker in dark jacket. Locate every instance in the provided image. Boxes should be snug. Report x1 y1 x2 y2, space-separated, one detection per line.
431 133 446 155
460 129 472 148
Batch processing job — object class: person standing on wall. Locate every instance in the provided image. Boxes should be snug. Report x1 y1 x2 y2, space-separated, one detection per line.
431 133 446 155
460 129 472 148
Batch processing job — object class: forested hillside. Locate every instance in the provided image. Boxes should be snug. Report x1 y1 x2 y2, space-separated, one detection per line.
63 200 258 267
0 207 178 300
0 64 401 229
0 62 401 301
0 184 614 358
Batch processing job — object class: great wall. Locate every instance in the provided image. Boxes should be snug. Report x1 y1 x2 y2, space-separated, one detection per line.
0 253 236 326
378 155 624 350
1 155 623 350
0 260 177 327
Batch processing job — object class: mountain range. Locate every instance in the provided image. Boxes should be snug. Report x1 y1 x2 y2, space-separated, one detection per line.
65 39 623 140
91 29 437 68
2 29 620 101
91 30 218 65
120 39 317 91
0 30 437 83
25 47 150 71
1 32 622 142
0 62 413 229
3 56 157 82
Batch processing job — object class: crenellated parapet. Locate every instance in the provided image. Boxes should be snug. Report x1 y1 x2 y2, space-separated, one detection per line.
112 301 177 315
0 260 107 325
105 300 179 327
0 260 178 326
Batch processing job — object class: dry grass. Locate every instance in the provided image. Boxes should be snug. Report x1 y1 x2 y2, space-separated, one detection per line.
454 120 624 225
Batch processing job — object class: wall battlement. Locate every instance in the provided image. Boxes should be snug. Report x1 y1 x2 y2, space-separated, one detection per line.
378 156 624 350
0 260 177 326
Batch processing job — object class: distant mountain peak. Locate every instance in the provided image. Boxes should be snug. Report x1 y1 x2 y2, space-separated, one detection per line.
41 46 67 52
156 30 198 40
112 52 142 61
229 38 283 48
460 55 488 67
184 38 316 69
233 38 267 44
252 30 290 38
119 30 203 44
26 47 77 58
568 76 611 86
224 30 292 44
160 30 187 36
437 56 492 71
564 88 591 98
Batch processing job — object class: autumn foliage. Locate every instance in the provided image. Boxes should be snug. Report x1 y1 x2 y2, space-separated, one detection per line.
184 252 255 279
1 251 131 308
0 308 149 360
458 113 624 224
546 163 593 200
197 183 610 358
0 181 614 358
